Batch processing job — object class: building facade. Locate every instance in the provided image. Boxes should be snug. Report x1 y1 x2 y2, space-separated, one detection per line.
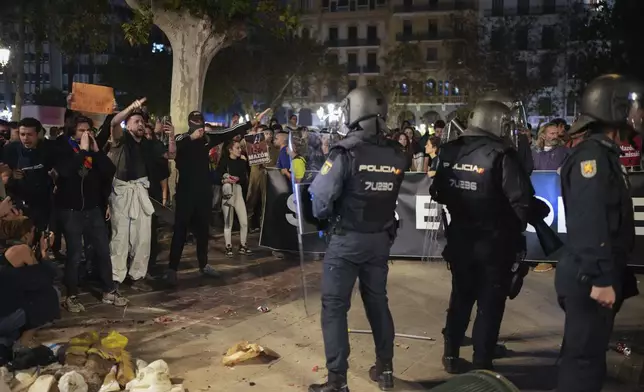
287 0 472 128
477 0 602 126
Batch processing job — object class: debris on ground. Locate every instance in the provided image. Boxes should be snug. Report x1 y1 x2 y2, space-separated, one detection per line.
126 360 183 392
395 342 410 350
256 306 270 314
222 342 280 366
1 331 184 392
153 316 186 325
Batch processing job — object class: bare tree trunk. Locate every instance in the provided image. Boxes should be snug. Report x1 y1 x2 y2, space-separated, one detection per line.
166 26 226 133
124 0 239 134
12 15 26 120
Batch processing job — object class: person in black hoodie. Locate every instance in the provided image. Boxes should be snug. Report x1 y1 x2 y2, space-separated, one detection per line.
165 109 270 286
54 116 128 313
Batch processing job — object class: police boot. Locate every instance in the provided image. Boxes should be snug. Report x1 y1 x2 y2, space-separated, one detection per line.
368 359 394 391
442 329 465 375
308 372 349 392
472 358 495 371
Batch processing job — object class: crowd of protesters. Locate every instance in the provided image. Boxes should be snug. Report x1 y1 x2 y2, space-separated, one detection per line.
0 94 322 364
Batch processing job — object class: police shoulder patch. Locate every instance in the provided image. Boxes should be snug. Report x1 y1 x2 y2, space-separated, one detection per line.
580 159 597 178
321 160 333 175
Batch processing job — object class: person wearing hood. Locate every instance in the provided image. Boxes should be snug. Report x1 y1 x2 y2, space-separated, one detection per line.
308 87 406 392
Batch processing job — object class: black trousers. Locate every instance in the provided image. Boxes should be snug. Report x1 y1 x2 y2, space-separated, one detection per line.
168 193 211 271
59 208 113 295
443 257 512 364
321 231 394 376
557 295 616 392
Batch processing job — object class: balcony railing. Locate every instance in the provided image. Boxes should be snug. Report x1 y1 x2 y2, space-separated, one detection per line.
394 94 468 104
393 0 476 13
325 38 381 47
396 32 461 42
484 5 569 17
347 65 361 74
361 65 381 73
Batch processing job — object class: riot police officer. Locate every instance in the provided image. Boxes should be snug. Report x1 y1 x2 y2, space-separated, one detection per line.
430 100 534 373
478 91 534 175
555 74 643 392
307 87 406 392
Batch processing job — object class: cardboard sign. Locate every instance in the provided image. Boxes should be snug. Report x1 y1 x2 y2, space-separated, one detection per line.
245 134 271 166
70 83 114 114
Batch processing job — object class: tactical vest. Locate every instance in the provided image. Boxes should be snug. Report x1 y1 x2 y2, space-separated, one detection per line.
436 136 516 231
334 141 406 233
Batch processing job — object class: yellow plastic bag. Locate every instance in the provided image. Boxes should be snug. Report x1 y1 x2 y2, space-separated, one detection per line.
101 331 128 350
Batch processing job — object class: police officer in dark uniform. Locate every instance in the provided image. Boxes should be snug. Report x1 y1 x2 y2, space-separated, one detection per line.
430 100 534 373
555 74 643 392
478 91 534 175
307 87 406 392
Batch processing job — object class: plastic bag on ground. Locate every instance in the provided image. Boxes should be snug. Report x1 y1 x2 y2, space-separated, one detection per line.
126 360 183 392
98 366 120 392
222 341 280 367
58 371 88 392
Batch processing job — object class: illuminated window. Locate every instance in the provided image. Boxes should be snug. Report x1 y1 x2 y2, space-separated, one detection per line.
425 79 436 95
444 81 450 96
400 81 409 95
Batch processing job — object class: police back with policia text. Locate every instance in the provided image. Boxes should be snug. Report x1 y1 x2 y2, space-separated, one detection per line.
430 100 535 373
307 86 406 392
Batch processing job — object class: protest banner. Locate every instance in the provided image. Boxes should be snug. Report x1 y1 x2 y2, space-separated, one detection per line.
70 83 114 114
244 134 271 166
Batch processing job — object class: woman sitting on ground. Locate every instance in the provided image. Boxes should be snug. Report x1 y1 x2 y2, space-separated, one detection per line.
0 217 60 363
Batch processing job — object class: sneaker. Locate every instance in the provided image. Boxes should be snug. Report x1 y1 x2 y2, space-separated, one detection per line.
239 245 253 256
534 263 554 273
103 291 128 307
225 246 234 258
130 279 153 292
200 264 221 278
166 270 178 287
249 227 260 234
272 251 285 259
64 296 85 313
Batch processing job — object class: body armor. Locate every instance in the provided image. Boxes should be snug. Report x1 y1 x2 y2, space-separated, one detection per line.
435 136 520 233
333 139 406 233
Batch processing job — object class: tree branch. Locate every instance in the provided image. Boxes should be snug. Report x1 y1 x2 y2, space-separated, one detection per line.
269 73 298 109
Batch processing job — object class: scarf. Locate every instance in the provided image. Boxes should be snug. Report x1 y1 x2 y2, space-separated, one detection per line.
68 137 93 170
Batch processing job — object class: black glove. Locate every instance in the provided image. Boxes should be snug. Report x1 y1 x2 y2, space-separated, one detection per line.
528 197 549 223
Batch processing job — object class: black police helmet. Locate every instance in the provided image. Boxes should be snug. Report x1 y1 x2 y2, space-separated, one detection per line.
468 100 513 139
339 86 387 136
569 74 644 135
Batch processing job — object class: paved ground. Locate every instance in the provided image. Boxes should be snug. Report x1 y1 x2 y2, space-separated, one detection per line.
38 240 644 392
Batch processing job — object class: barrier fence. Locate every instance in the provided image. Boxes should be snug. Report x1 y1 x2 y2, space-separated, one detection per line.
259 169 644 265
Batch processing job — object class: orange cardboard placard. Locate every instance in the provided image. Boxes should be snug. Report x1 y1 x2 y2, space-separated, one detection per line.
70 82 114 114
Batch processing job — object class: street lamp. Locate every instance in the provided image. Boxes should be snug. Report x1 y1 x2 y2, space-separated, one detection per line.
0 48 10 67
